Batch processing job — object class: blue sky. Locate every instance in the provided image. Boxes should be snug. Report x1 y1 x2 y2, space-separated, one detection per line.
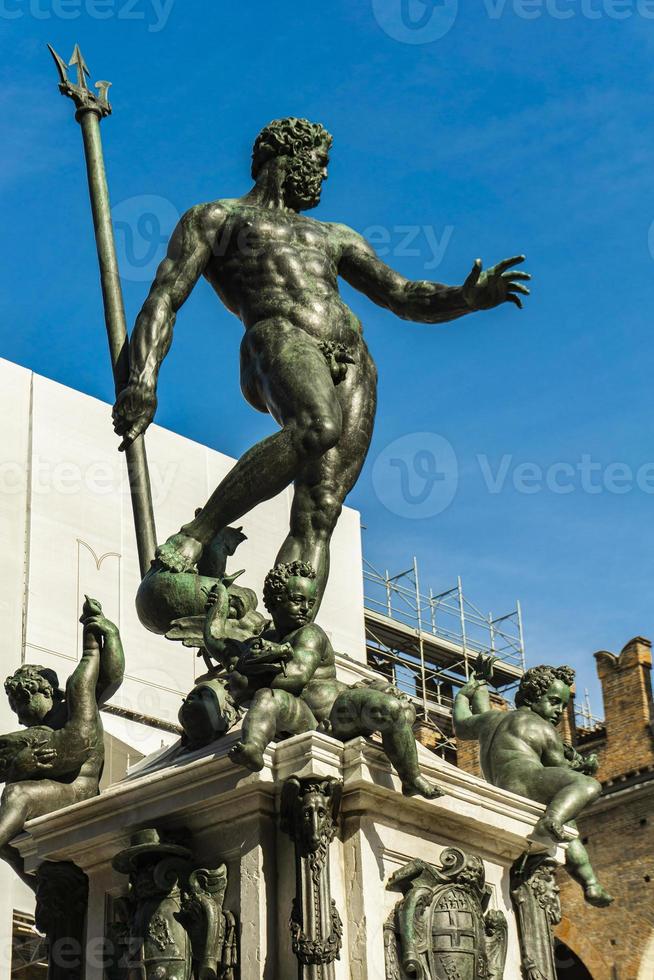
2 0 654 714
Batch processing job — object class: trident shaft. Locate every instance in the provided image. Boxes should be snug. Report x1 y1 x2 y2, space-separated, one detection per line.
48 44 157 577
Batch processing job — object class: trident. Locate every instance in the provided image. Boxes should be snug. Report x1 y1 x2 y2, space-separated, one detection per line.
48 44 157 577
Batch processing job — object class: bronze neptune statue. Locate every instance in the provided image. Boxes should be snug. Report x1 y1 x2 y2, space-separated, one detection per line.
112 117 530 613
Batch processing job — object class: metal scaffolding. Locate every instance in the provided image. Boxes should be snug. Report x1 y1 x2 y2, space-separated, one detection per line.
362 556 526 757
575 688 604 731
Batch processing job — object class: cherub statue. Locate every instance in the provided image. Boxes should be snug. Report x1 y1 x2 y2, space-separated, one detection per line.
453 656 612 907
195 559 442 800
0 597 124 887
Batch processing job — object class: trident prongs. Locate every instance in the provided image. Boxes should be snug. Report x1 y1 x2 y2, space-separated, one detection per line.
47 43 112 120
96 81 112 104
47 44 68 85
69 44 90 90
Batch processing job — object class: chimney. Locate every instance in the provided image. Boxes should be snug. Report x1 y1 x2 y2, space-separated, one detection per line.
594 637 654 782
558 683 577 745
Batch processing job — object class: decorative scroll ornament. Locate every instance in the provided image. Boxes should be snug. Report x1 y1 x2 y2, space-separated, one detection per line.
280 776 343 976
109 828 237 980
385 848 507 980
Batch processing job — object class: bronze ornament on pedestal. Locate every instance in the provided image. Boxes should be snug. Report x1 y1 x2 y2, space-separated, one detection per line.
280 776 343 979
108 828 238 980
384 847 507 980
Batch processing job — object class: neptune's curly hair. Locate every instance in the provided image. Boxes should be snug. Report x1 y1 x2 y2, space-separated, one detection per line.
251 117 333 180
515 664 575 708
263 560 316 613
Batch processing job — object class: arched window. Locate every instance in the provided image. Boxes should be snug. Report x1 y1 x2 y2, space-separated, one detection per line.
554 939 594 979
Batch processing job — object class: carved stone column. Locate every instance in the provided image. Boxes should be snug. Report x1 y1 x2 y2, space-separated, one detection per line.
280 776 343 980
34 861 89 980
510 853 562 980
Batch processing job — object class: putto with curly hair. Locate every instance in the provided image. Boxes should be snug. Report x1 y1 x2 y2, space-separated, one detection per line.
455 654 613 908
0 597 125 889
515 664 575 708
251 117 333 179
5 664 63 703
262 560 316 611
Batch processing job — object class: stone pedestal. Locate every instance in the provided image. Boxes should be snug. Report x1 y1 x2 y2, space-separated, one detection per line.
14 731 566 979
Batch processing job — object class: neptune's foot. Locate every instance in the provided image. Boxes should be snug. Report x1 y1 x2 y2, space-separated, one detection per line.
402 775 445 800
229 740 265 772
155 532 203 573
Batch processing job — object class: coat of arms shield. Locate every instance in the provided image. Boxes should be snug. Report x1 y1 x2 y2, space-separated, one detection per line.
384 849 507 980
427 881 489 980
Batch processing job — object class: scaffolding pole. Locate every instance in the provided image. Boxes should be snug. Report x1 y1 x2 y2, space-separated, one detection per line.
516 599 526 670
413 556 428 716
457 576 469 679
362 555 525 696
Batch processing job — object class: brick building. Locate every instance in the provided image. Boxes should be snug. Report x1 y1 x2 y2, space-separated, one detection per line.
553 637 654 980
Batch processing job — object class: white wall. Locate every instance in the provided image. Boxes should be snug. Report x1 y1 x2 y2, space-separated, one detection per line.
0 361 32 735
0 357 366 749
0 356 367 947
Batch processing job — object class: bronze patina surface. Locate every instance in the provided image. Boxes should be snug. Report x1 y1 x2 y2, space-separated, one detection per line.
0 598 124 888
454 655 613 908
112 117 530 612
179 559 442 799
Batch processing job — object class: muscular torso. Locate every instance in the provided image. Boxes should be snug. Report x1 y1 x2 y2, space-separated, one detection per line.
478 708 559 790
202 201 363 345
